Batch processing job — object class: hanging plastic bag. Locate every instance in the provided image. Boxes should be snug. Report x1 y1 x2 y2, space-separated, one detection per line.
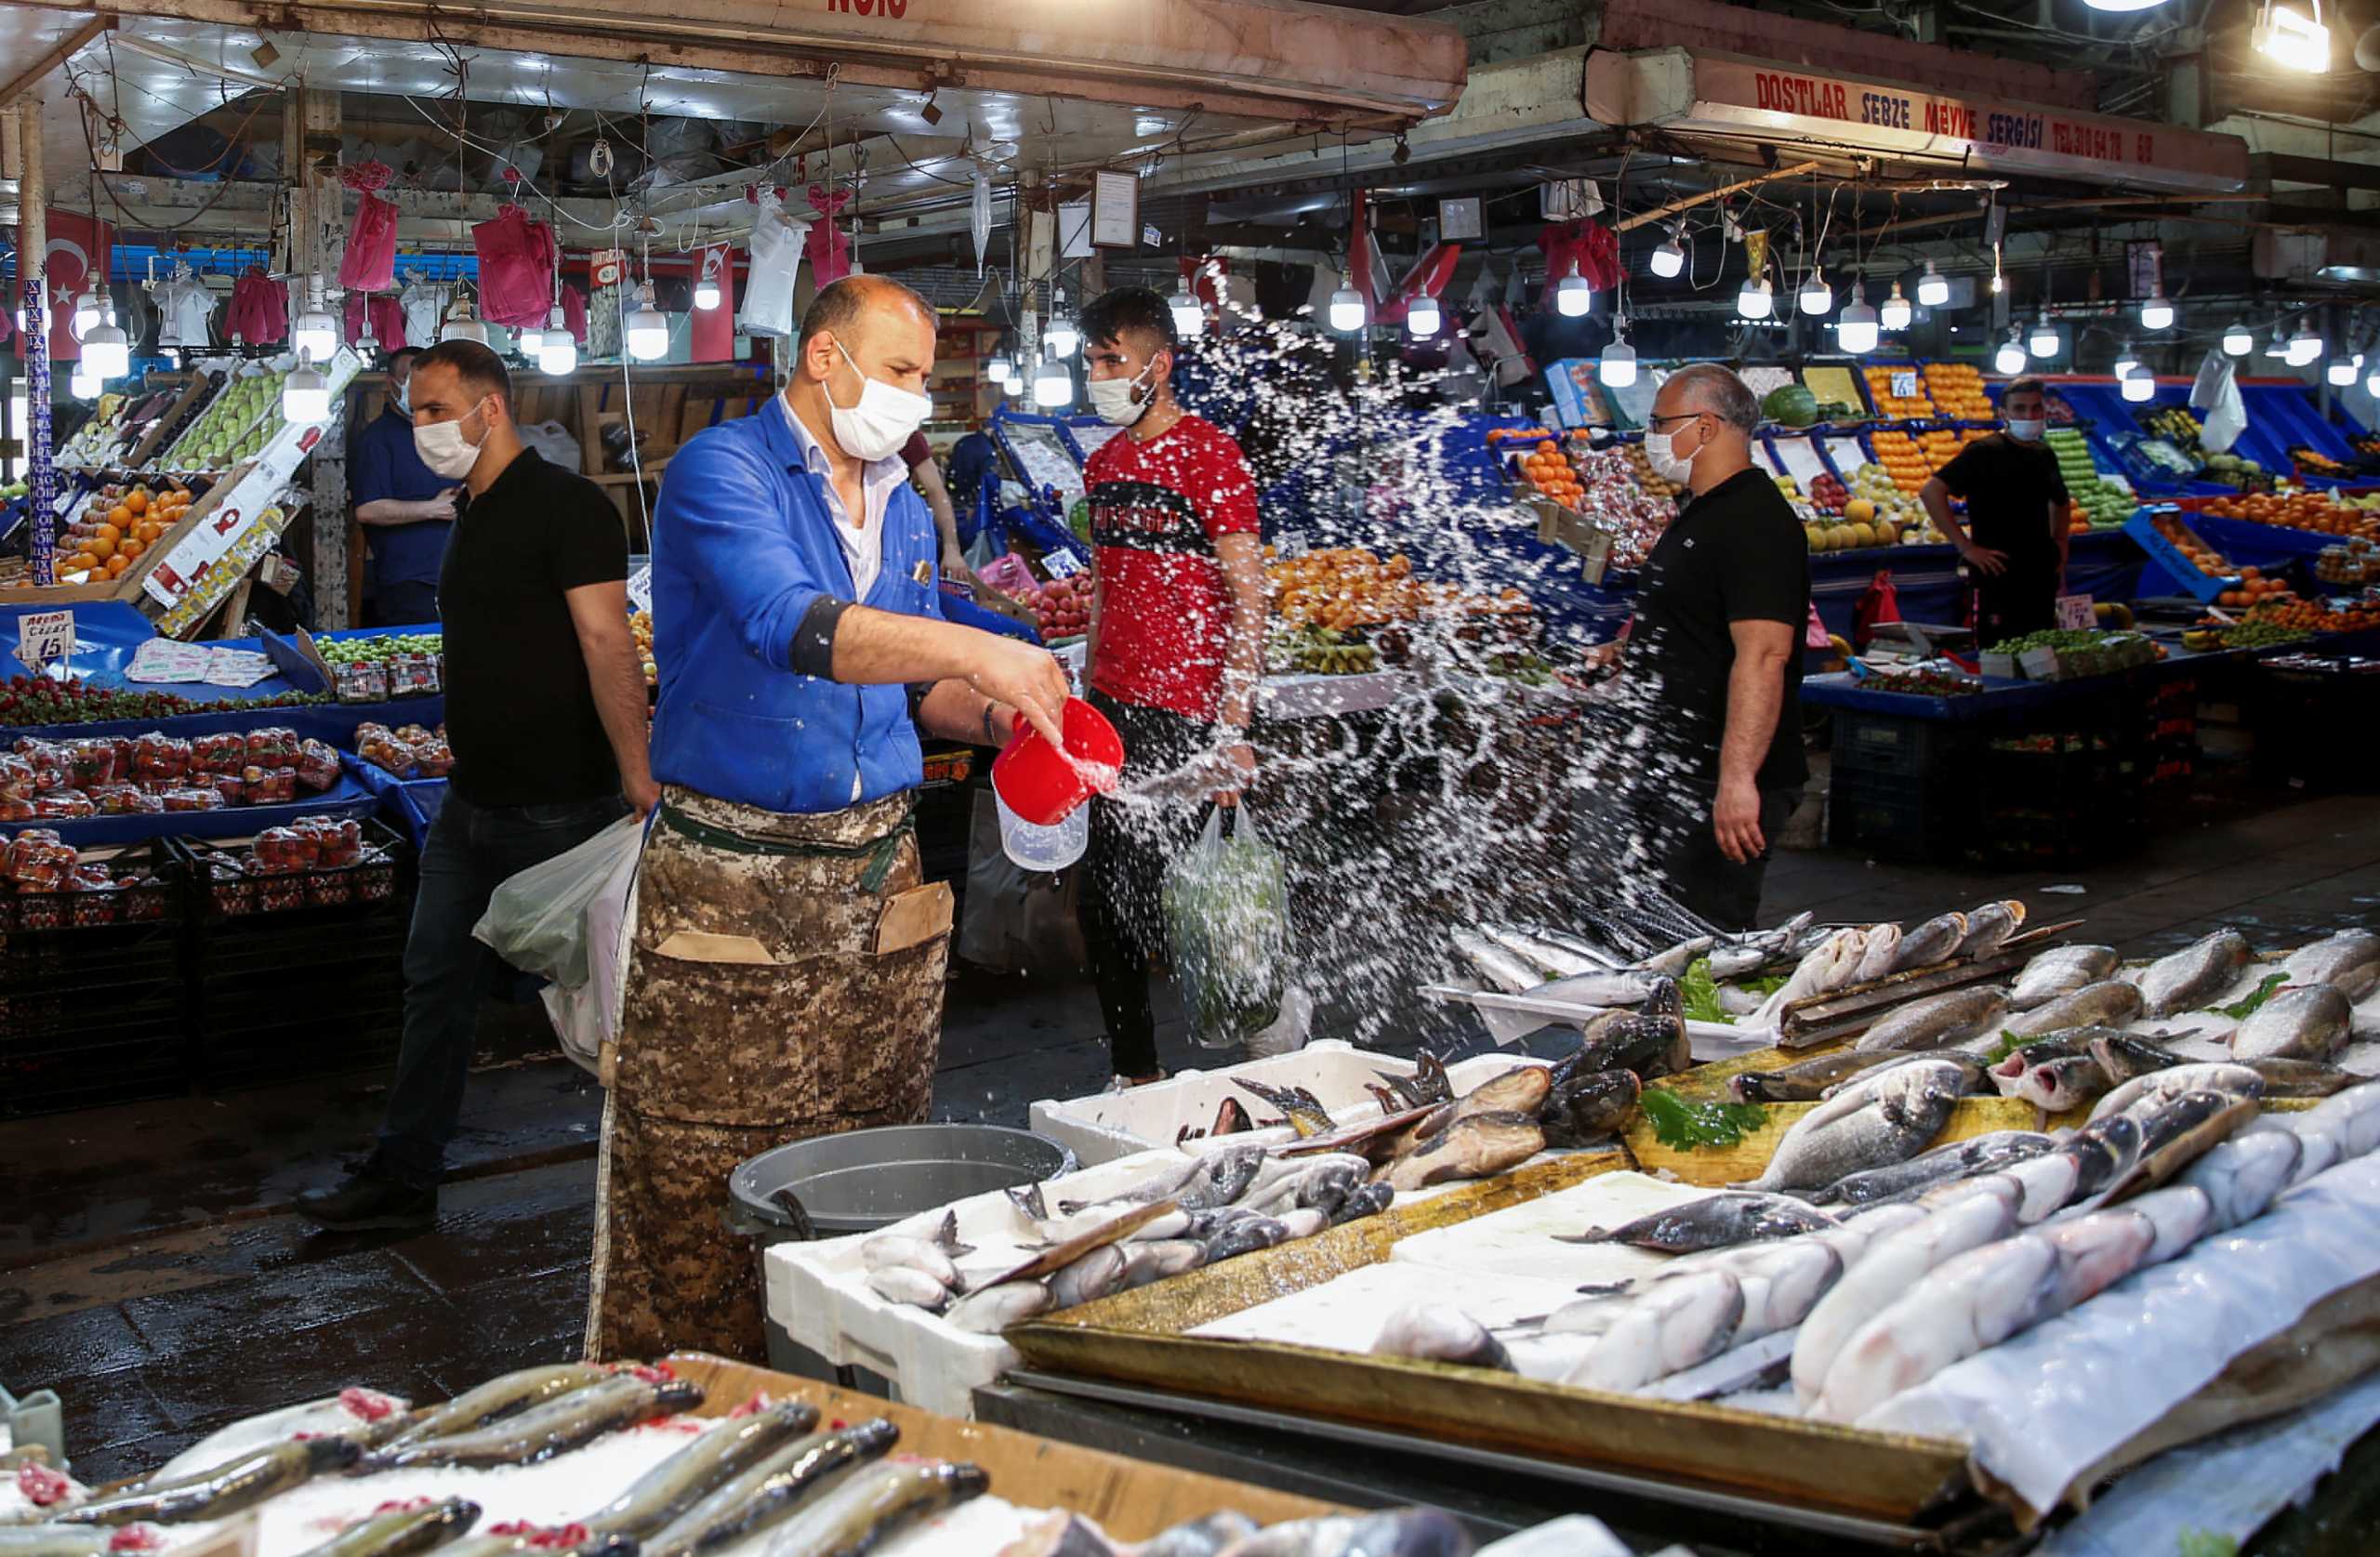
2192 350 2247 455
805 185 853 289
1161 803 1291 1048
472 816 646 989
737 189 810 339
338 189 399 294
472 205 559 328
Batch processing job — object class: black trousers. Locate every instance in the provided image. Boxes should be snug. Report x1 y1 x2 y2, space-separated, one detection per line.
1649 783 1805 933
1975 565 2057 650
1078 689 1214 1078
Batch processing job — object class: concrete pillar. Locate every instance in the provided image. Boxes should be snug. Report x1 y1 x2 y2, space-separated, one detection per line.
285 85 352 627
13 99 53 584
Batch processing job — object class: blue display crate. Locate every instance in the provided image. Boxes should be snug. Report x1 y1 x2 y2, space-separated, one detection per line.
2124 508 2236 601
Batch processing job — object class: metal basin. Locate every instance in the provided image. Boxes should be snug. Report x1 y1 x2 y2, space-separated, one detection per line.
727 1122 1076 1243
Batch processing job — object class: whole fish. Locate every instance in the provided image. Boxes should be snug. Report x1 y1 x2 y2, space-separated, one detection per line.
1564 1271 1746 1392
1380 1112 1543 1193
2135 929 2254 1018
1235 1079 1336 1138
1826 1050 1990 1100
1558 1191 1837 1253
1330 1182 1395 1225
865 1267 950 1311
1204 1217 1290 1261
2000 980 2143 1039
57 1438 360 1525
1453 1064 1554 1122
2232 983 2352 1062
1810 1204 2154 1423
1050 1160 1198 1219
1483 925 1597 980
1789 1185 2021 1405
1371 1303 1514 1372
588 1402 823 1537
1700 1239 1844 1343
1531 968 1668 1009
944 1281 1056 1334
1852 924 1904 985
292 1499 482 1557
1452 930 1544 993
1890 912 1970 973
2089 1063 2266 1125
1738 1060 1962 1193
1731 1049 1899 1104
1810 1130 2056 1207
1047 1246 1130 1309
1209 1511 1472 1557
759 1460 988 1557
2088 1034 2352 1098
1855 986 2010 1053
1540 1069 1641 1147
418 1530 629 1557
1574 1011 1690 1081
1751 928 1870 1027
1707 912 1818 979
2009 944 2122 1010
2107 1090 2259 1199
2060 1115 2145 1206
382 1363 615 1447
859 1210 972 1292
1954 900 2027 960
362 1377 705 1471
2004 1056 2115 1115
1528 925 1627 970
2180 1129 2303 1234
2283 929 2380 1000
1985 1037 2088 1082
1173 1148 1267 1211
1631 934 1716 979
641 1420 901 1557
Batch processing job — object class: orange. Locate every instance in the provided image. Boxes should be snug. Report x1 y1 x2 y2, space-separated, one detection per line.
105 554 130 577
96 522 122 546
68 551 99 572
1537 441 1558 457
126 490 148 515
120 538 144 560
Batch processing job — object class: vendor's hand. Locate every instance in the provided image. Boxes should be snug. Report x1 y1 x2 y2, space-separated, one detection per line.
1958 541 2010 577
625 772 661 820
425 487 461 522
942 549 977 587
1713 777 1765 865
1211 741 1256 807
966 637 1069 747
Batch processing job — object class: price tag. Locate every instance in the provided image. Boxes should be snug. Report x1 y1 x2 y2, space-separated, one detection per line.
52 487 79 519
626 563 654 615
13 608 73 674
2056 593 2096 630
1042 547 1086 580
1891 371 1919 400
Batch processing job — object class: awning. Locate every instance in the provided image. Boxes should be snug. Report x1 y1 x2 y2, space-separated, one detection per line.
1584 46 2251 197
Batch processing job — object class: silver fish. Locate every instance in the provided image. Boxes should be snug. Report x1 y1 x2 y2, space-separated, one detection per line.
2283 929 2380 1000
758 1460 988 1557
1890 912 1970 973
1852 924 1904 985
1830 1050 1990 1099
1372 1303 1514 1372
1558 1191 1837 1253
1955 900 2027 960
2108 1090 2260 1199
2135 929 2254 1018
641 1420 901 1557
587 1402 822 1537
1116 1239 1210 1291
859 1238 960 1292
1632 934 1717 979
1730 1049 1900 1104
383 1363 615 1447
1739 1060 1962 1193
2002 980 2143 1039
1564 1271 1746 1392
2005 1055 2114 1115
1052 1157 1205 1217
364 1377 705 1471
1483 925 1596 980
57 1438 360 1525
2089 1063 2266 1125
1527 926 1626 970
2089 1033 2352 1098
865 1267 951 1311
1854 986 2010 1053
1203 1217 1289 1261
2009 944 2122 1009
1530 968 1667 1008
2302 1081 2380 1159
1330 1182 1395 1225
1047 1245 1129 1309
1751 928 1870 1027
943 1281 1055 1334
1789 1185 2021 1405
290 1499 482 1557
2233 983 2352 1062
2178 1130 2303 1234
1708 913 1818 979
1452 930 1542 993
1811 1130 2056 1207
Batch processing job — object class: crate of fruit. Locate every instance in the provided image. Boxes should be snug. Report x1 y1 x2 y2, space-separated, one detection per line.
2126 509 2240 602
176 815 404 918
0 834 183 933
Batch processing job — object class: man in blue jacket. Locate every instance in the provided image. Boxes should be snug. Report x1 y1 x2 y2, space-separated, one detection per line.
585 274 1068 1362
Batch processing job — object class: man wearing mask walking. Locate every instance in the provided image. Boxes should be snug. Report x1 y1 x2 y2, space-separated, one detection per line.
1620 363 1810 930
298 340 657 1230
586 276 1069 1361
351 346 456 625
1922 377 2070 646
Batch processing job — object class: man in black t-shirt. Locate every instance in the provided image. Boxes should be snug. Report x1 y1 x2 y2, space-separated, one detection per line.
298 341 657 1232
1620 363 1811 930
1923 377 2070 647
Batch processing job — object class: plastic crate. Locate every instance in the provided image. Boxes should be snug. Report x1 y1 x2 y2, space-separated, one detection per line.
1831 707 1985 782
0 838 184 936
177 818 405 921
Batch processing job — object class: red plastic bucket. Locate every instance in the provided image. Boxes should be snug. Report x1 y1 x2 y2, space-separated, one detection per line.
989 697 1126 826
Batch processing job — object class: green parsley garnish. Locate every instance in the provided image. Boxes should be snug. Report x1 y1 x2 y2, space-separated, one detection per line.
2217 973 2289 1023
1642 1088 1767 1151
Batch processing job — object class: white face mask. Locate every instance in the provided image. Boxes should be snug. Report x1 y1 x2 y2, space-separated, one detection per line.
827 339 932 462
1087 357 1161 427
1642 420 1699 484
2005 417 2046 442
414 396 489 481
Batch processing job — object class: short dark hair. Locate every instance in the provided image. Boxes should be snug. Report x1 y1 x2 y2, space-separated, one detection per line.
411 339 512 411
799 275 934 350
385 346 421 374
1079 286 1177 353
2003 376 2048 402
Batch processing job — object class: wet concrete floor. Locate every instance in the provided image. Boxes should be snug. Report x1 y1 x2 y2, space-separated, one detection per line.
4 785 2376 1486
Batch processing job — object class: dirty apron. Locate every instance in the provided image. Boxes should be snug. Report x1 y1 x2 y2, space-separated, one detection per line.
584 784 951 1363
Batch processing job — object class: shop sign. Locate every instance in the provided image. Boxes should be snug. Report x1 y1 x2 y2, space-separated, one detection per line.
1586 48 2250 194
13 610 73 675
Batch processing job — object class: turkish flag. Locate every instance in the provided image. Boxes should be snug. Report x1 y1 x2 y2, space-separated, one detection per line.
40 208 113 363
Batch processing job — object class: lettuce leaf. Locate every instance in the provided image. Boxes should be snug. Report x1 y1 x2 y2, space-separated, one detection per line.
1641 1088 1766 1151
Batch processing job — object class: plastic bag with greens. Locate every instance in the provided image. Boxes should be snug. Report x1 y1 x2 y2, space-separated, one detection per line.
1162 803 1290 1048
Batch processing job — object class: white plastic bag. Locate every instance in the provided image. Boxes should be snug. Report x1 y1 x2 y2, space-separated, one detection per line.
473 816 645 988
737 190 812 339
1161 804 1292 1049
516 418 583 473
2191 350 2248 455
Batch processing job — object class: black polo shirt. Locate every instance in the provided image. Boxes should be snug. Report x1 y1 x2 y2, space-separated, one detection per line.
1937 432 2069 574
1627 465 1811 792
437 448 628 806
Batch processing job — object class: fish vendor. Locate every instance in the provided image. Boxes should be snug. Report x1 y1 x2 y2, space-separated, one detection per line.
585 275 1070 1362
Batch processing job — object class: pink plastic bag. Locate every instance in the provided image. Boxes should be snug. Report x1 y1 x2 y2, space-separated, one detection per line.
338 191 399 294
562 283 588 344
226 269 287 344
343 292 405 352
472 205 559 328
805 186 853 289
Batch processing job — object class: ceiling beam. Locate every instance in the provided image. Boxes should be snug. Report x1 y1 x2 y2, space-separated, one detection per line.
0 14 114 110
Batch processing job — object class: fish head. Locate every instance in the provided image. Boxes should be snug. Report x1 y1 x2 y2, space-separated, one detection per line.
1641 973 1683 1018
2090 1033 2178 1082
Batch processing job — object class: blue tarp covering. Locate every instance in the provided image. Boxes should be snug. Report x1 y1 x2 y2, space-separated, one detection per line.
340 753 447 851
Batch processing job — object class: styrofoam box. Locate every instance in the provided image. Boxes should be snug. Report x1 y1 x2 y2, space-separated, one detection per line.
1028 1041 1547 1167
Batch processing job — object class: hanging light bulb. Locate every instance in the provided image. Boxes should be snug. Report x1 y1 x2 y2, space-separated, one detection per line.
1879 281 1912 332
2113 341 2141 379
1044 290 1080 357
2121 363 2157 402
1835 284 1879 354
293 280 337 362
1555 264 1593 318
1170 276 1205 338
69 365 99 400
2265 330 2289 361
986 353 1015 388
1032 355 1073 409
1798 269 1832 317
81 303 129 379
283 351 331 424
1736 276 1774 321
440 297 489 345
2366 365 2380 398
538 305 576 376
626 282 669 362
694 252 723 311
516 317 544 355
70 286 101 339
2029 311 2060 358
1329 270 1368 333
1406 292 1442 339
2139 284 2175 331
2287 316 2325 367
2223 321 2255 356
2329 351 2361 387
1914 260 1950 309
1599 314 1637 387
1994 330 2029 376
1648 225 1686 280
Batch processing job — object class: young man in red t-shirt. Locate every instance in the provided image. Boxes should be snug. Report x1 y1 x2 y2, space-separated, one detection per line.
1075 285 1268 1085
